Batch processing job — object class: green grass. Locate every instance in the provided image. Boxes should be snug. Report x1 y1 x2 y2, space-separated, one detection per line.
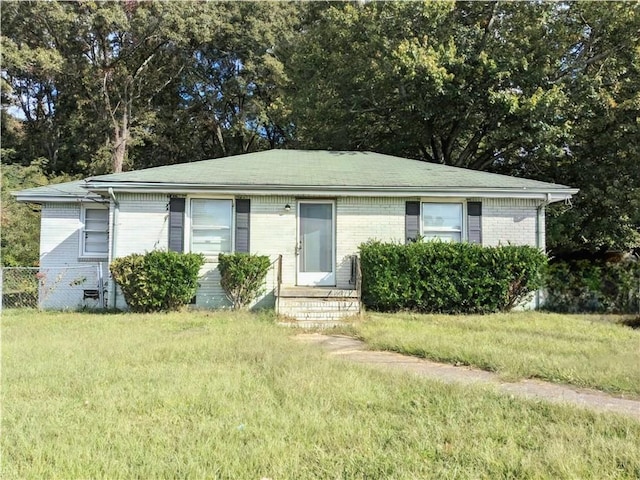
2 310 640 479
353 312 640 396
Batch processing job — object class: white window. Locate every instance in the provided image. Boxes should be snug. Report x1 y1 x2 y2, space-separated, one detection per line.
190 199 232 255
422 203 463 242
81 206 109 257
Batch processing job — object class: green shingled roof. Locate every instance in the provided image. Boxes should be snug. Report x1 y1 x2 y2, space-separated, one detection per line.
12 180 102 201
15 150 577 202
86 150 572 191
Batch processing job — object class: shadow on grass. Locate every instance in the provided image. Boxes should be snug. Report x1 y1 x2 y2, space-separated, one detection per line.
620 316 640 329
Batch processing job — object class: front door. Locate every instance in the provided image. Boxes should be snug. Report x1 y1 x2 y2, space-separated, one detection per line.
297 201 335 286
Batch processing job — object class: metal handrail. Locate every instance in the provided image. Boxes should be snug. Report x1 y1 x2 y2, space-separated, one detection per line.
349 254 363 308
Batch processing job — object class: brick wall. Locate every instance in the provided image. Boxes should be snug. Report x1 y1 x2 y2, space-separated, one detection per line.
480 198 541 249
335 197 405 288
41 194 545 310
39 203 104 309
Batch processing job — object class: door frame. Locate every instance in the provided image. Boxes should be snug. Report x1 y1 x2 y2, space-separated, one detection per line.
296 199 336 286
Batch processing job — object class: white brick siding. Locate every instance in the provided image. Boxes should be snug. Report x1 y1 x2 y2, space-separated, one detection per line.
112 193 169 256
39 203 106 309
249 196 297 285
41 203 82 267
38 194 545 310
481 198 540 248
335 197 405 288
112 194 294 310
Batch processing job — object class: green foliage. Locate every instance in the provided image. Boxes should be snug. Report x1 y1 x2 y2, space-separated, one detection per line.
0 1 302 174
544 260 640 314
286 1 640 253
1 163 74 267
2 0 638 252
110 251 204 312
218 253 271 310
359 241 547 313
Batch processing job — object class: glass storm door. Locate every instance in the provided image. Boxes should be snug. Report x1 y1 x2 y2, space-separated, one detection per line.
297 201 335 286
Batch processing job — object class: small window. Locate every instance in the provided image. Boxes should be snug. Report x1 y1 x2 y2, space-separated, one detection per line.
422 203 463 242
190 199 232 255
81 206 109 257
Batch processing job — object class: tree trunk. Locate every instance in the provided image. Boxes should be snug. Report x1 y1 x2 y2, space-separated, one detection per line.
112 111 128 173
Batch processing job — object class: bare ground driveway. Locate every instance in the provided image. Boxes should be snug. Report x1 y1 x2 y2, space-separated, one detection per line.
295 334 640 421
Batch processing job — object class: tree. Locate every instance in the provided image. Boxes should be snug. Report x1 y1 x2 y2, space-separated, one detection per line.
55 1 224 173
543 1 640 253
1 1 302 173
152 1 301 164
284 0 639 253
0 163 74 266
285 1 569 168
1 2 221 173
1 3 66 171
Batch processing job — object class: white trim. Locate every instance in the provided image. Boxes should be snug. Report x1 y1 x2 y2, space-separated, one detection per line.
296 200 336 287
83 183 578 203
14 195 107 204
421 200 466 242
79 204 109 259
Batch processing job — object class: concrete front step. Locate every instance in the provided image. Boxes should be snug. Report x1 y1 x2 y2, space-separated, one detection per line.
276 286 361 323
278 286 359 298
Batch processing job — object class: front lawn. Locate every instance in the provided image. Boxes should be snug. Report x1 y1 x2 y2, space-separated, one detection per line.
353 312 640 396
2 310 639 479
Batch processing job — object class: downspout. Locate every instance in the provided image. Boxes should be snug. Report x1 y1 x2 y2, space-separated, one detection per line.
535 193 552 308
108 188 119 309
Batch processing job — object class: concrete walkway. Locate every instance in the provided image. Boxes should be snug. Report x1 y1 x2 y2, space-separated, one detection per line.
295 334 640 420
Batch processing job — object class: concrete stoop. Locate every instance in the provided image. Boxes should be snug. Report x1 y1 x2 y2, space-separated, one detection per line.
276 286 361 326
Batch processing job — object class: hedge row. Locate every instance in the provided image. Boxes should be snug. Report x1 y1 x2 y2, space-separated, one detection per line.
544 260 640 313
359 241 547 314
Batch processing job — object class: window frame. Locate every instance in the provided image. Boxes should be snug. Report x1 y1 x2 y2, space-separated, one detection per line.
79 204 110 258
185 197 235 258
420 200 466 242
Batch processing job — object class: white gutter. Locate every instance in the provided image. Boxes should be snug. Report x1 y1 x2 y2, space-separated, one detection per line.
108 188 120 309
535 193 553 309
83 183 578 203
536 193 552 252
12 194 107 203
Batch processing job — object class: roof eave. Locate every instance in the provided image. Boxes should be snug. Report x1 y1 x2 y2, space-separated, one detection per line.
84 182 578 202
13 193 108 204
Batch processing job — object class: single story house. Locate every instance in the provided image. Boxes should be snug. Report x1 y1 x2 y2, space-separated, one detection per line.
14 150 578 320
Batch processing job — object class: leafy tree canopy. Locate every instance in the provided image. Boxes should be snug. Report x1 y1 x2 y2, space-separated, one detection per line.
1 0 638 258
284 1 640 253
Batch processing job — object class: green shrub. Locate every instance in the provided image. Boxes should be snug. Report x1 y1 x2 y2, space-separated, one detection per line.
110 251 204 312
218 253 271 310
544 260 640 313
358 241 547 313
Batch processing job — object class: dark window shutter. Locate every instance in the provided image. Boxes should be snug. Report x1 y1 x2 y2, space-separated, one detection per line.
467 201 482 244
168 198 185 252
405 201 420 244
235 199 250 253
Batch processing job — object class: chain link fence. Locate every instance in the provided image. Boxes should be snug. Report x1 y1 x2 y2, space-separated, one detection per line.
2 264 107 310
